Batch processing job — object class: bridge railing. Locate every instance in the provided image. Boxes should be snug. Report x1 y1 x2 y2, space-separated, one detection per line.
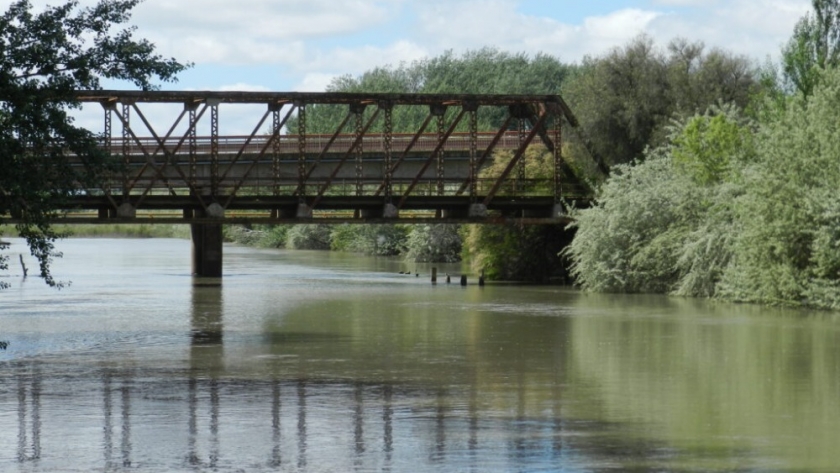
99 131 523 156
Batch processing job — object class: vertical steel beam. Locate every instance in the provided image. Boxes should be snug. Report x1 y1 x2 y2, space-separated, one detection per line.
468 107 479 201
381 101 394 201
188 102 198 190
351 104 366 196
397 108 466 209
209 100 220 196
297 102 307 198
455 114 514 196
271 104 282 196
121 102 131 198
297 111 353 194
311 107 381 208
101 100 115 206
432 104 447 196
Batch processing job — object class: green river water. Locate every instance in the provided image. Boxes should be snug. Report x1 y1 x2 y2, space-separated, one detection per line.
0 238 838 472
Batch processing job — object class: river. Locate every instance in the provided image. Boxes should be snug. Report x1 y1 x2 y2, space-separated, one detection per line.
1 238 839 472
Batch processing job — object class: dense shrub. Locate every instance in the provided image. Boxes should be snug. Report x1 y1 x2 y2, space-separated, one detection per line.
567 69 840 309
566 105 749 296
286 225 332 250
405 225 462 263
717 68 840 308
330 224 408 256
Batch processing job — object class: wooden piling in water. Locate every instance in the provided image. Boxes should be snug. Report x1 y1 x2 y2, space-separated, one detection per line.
431 267 437 284
460 275 467 286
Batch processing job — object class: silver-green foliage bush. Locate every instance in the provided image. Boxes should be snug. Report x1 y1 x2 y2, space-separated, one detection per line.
566 104 748 297
718 68 840 308
569 69 840 309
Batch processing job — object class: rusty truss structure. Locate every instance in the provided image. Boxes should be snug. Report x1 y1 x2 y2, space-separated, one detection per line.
62 90 590 224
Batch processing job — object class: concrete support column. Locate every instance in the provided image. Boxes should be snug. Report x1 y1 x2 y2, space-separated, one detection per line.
191 223 223 277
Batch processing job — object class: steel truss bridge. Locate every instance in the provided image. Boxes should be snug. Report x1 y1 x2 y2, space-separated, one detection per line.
59 90 591 225
10 90 595 276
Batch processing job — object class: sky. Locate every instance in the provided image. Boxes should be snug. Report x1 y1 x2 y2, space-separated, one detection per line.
24 0 812 92
17 0 814 135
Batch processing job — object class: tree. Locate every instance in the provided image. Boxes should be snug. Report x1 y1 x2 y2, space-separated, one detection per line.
405 224 461 263
782 0 840 95
0 0 188 286
295 48 575 134
565 104 752 296
564 35 760 166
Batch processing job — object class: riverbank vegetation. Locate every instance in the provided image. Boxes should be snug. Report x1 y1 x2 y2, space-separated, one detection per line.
569 0 840 309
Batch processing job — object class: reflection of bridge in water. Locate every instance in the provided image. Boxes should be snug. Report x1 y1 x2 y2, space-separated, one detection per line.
13 91 598 276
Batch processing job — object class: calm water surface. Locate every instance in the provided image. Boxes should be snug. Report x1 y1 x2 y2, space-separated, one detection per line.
1 238 839 472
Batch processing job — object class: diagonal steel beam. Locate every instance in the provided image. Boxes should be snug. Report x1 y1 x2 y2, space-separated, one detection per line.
111 106 179 197
294 110 353 196
127 103 211 210
129 104 188 205
482 111 548 207
455 114 514 196
217 108 272 183
373 113 433 197
397 109 466 210
223 105 296 208
310 107 381 208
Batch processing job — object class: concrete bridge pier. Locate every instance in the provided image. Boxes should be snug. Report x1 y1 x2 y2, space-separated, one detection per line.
191 223 223 277
188 205 224 278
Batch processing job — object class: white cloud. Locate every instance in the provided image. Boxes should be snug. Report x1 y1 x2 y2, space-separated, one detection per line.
297 40 429 75
294 73 339 92
643 0 809 60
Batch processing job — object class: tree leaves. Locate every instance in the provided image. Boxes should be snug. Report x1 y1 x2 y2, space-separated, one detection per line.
1 0 189 287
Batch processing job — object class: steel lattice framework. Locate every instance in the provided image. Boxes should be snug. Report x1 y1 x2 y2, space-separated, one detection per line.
57 90 592 224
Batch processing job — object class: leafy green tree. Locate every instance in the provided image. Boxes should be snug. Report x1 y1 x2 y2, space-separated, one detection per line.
404 224 461 263
564 35 760 166
782 0 840 95
671 104 756 185
286 224 332 250
296 48 575 134
0 0 188 286
330 224 407 256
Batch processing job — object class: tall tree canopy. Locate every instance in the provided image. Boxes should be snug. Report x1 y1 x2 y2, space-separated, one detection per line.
782 0 840 95
0 0 188 287
564 36 760 166
296 48 575 134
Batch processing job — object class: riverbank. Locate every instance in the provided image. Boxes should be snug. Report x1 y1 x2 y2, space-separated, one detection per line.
1 223 191 239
